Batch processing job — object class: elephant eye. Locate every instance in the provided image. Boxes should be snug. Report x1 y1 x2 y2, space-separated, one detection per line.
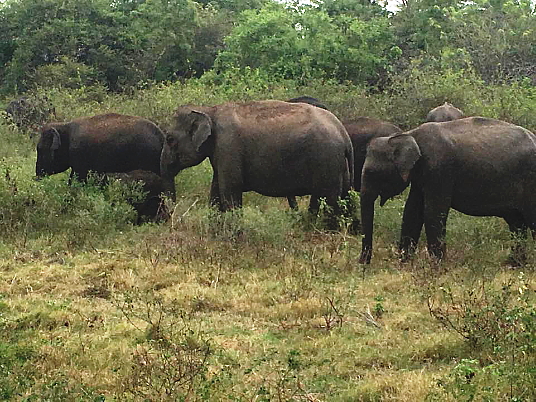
166 135 176 146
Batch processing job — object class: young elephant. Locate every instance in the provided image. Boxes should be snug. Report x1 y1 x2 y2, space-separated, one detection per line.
359 117 536 265
160 101 353 216
106 170 175 224
425 102 464 122
36 113 166 182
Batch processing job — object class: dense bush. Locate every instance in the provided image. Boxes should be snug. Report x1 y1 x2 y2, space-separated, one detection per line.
0 163 145 252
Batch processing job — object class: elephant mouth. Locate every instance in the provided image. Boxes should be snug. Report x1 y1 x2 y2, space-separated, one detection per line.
161 161 182 179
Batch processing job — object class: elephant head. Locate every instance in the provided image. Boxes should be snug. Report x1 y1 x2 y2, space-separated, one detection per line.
160 106 213 180
35 123 69 177
359 134 421 263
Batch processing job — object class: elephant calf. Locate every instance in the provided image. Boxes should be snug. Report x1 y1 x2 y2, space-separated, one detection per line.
426 102 464 122
36 113 166 182
360 117 536 265
106 170 175 224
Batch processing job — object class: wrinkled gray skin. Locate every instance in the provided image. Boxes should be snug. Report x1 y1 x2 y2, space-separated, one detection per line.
359 117 536 265
36 113 166 183
161 101 353 216
287 96 401 210
426 102 464 122
106 170 175 224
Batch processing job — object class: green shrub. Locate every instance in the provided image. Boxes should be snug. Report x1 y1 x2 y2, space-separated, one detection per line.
427 272 536 401
31 57 104 90
0 164 143 252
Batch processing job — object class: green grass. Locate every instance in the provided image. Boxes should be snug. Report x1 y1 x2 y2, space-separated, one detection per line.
0 80 534 401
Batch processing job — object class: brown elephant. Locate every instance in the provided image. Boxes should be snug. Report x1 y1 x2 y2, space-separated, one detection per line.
359 117 536 265
287 96 401 210
36 113 166 183
106 170 175 224
426 102 464 122
160 101 353 217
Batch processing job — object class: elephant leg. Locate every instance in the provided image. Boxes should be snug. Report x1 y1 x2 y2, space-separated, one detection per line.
68 171 75 185
209 174 222 209
308 193 340 230
69 170 88 185
504 212 529 266
219 185 243 212
399 186 425 261
287 196 298 211
422 190 452 261
308 195 320 216
327 194 343 230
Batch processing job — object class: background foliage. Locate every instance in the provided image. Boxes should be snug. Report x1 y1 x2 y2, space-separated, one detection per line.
1 0 536 96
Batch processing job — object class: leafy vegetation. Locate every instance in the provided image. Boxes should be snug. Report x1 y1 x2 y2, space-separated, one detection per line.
2 0 536 96
0 0 535 400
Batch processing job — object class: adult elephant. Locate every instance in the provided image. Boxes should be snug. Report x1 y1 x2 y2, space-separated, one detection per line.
359 117 536 265
287 96 401 209
36 113 166 182
426 102 464 122
160 101 353 219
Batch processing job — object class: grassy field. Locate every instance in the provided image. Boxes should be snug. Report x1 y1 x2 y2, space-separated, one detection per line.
0 82 534 401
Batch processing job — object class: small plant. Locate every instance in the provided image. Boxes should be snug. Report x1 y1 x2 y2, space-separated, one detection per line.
322 297 344 331
116 290 214 400
373 295 386 319
246 349 316 402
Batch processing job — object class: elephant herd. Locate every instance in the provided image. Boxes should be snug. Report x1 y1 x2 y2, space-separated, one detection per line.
33 98 536 266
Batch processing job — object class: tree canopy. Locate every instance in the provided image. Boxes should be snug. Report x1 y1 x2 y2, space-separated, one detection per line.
1 0 535 94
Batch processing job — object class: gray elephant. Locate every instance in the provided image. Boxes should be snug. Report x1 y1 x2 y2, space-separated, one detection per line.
425 102 464 122
36 113 166 183
287 96 401 210
106 170 175 224
343 117 402 190
160 101 353 218
359 117 536 265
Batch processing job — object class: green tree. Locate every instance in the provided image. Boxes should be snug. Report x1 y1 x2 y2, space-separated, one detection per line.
449 0 536 82
0 0 203 92
215 3 305 80
214 2 399 85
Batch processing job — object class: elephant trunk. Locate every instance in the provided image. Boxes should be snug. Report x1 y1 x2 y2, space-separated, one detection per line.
160 150 175 183
359 191 378 264
35 164 47 179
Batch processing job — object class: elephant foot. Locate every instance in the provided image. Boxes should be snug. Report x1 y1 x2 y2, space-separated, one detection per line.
504 254 526 268
397 245 415 264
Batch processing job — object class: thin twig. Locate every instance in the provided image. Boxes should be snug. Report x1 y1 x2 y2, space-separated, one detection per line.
171 198 199 229
357 305 382 329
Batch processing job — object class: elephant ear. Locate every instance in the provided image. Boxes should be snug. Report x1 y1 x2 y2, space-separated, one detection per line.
389 134 421 183
50 127 61 151
190 110 212 152
42 126 61 151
